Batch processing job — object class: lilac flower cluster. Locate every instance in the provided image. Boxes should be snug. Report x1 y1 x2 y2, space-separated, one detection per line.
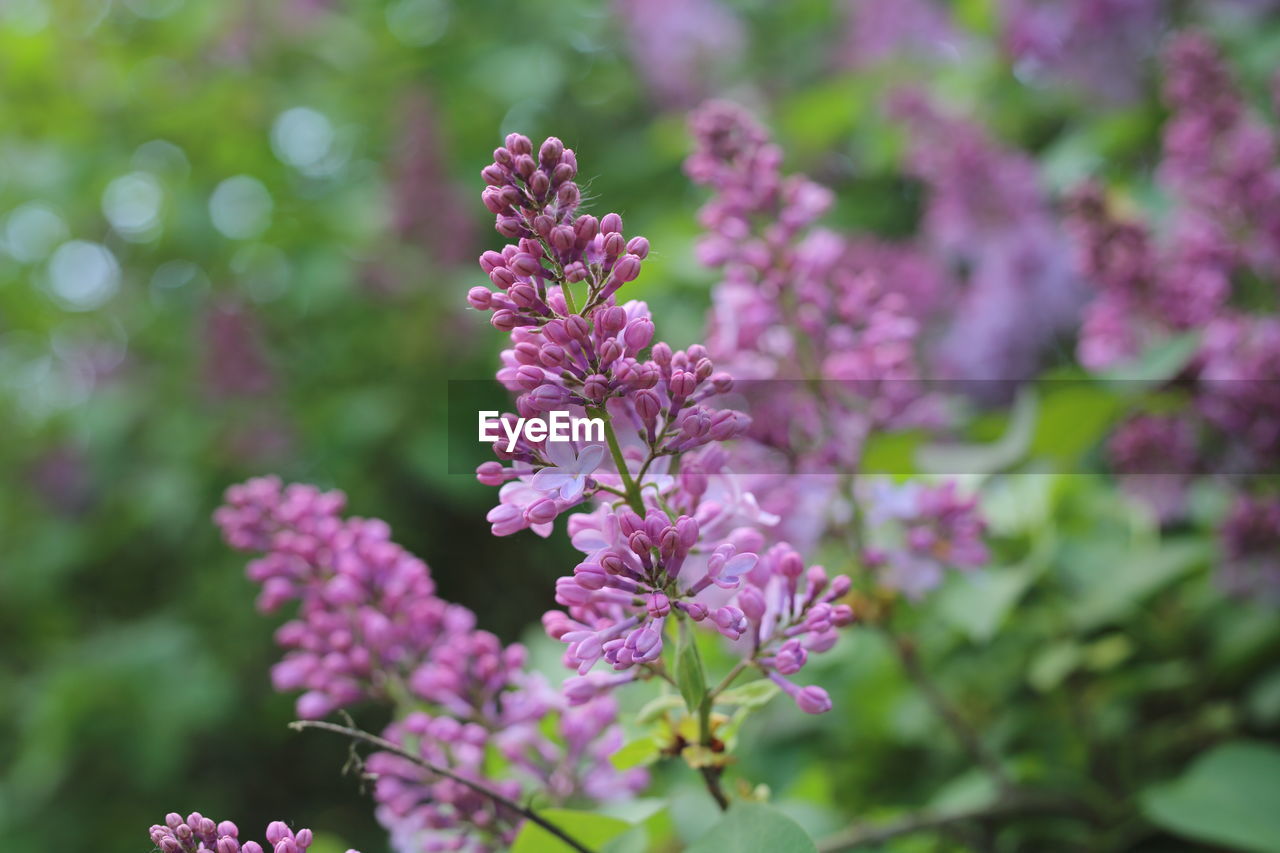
1220 495 1280 603
862 480 989 599
687 100 927 466
1071 33 1280 457
469 131 855 715
1000 0 1163 101
612 0 743 108
215 476 644 853
890 91 1083 383
548 506 853 712
684 100 992 593
149 813 353 853
1069 30 1280 601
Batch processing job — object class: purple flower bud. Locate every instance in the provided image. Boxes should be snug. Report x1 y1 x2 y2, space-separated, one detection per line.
603 232 625 259
543 319 572 345
467 287 493 310
598 339 623 367
795 686 832 714
515 365 544 391
481 164 506 186
611 252 640 281
525 498 559 525
648 591 671 617
495 216 524 238
550 225 576 252
482 187 509 214
583 374 610 401
539 344 567 368
479 250 506 273
490 267 516 289
266 822 293 844
508 283 538 309
511 253 542 277
600 306 628 334
738 586 766 621
634 389 661 422
574 562 608 590
505 133 532 155
669 370 696 399
626 236 650 259
623 318 654 353
493 146 513 166
539 136 565 167
476 462 506 487
295 829 313 849
556 182 581 210
652 342 672 366
628 530 653 556
552 162 576 185
574 215 599 243
600 212 623 234
528 170 550 199
533 213 555 237
565 314 591 341
514 154 536 180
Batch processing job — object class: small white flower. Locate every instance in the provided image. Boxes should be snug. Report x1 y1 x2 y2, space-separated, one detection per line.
531 443 606 501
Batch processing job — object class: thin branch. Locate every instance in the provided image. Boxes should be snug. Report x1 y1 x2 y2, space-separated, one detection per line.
289 719 597 853
816 790 1092 852
884 628 1013 791
700 765 731 811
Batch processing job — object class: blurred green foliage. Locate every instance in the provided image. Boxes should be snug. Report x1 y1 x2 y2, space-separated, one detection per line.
2 1 1279 852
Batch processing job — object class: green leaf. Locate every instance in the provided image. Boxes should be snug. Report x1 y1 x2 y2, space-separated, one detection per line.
1028 383 1123 465
1141 741 1280 853
635 693 685 725
1097 332 1202 387
715 679 780 710
1028 641 1082 692
686 802 817 853
510 809 632 853
936 565 1038 643
1070 540 1210 630
917 388 1036 474
675 621 707 715
610 737 659 771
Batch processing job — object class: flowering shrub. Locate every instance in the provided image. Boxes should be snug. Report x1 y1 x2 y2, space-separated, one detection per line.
5 2 1277 852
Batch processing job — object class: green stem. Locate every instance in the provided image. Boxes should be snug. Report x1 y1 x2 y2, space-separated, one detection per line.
591 406 644 514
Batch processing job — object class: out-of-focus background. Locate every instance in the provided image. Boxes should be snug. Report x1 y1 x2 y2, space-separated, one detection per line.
2 1 1279 851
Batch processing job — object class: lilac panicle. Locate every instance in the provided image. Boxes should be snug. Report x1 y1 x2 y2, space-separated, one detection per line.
1220 495 1280 604
862 480 989 599
470 130 853 714
215 477 646 851
149 813 354 853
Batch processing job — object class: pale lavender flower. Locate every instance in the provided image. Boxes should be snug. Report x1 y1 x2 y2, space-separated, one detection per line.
531 442 606 501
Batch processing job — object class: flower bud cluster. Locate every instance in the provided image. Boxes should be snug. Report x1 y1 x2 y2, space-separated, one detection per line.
149 813 349 853
470 135 752 538
469 132 855 715
471 133 649 329
862 480 989 599
215 477 645 852
549 503 852 714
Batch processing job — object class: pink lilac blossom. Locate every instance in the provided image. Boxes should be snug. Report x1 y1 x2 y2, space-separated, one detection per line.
388 89 476 267
862 480 989 599
1219 495 1280 603
1107 413 1201 522
1159 31 1280 271
891 91 1084 383
612 0 744 108
838 0 963 68
686 100 930 469
215 476 644 852
148 813 353 853
470 130 853 714
1000 0 1163 101
201 297 275 399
